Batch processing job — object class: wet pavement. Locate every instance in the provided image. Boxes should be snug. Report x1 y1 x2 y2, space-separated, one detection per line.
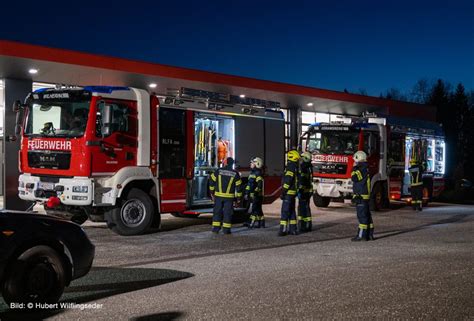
1 201 473 320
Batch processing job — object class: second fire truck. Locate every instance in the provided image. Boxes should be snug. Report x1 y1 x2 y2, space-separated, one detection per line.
300 114 446 210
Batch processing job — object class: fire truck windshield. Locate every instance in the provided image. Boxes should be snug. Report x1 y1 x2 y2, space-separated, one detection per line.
306 130 359 155
24 100 90 138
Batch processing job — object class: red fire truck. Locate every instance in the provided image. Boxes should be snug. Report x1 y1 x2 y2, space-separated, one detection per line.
300 114 446 210
14 86 285 235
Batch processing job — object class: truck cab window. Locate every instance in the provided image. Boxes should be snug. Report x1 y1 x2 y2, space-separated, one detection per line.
96 102 131 137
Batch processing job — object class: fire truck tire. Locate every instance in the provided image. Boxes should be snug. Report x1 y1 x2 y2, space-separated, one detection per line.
105 188 155 236
422 186 430 207
313 193 330 208
232 209 250 223
2 245 66 305
370 182 384 211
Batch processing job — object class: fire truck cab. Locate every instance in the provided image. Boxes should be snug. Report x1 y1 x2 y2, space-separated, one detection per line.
300 114 445 210
15 86 285 235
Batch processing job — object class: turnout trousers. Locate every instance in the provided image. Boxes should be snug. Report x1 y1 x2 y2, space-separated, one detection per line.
355 199 374 240
249 196 265 228
280 195 297 235
298 193 312 232
212 196 234 234
411 185 423 211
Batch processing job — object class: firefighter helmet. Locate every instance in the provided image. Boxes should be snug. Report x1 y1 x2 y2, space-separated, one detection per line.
251 157 263 169
353 151 367 162
301 151 312 163
287 150 300 162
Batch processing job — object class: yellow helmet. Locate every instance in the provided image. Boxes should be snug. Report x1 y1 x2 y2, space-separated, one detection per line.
287 150 300 162
301 151 312 162
251 157 263 169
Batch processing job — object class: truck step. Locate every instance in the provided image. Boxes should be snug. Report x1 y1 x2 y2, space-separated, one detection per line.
183 208 214 215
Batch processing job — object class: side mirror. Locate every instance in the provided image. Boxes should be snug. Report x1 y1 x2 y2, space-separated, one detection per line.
13 100 22 113
101 103 113 137
13 101 25 136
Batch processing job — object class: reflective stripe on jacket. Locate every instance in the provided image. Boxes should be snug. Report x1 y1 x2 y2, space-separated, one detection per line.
299 162 313 194
282 161 298 196
245 168 264 197
209 166 243 198
409 164 423 186
351 162 371 200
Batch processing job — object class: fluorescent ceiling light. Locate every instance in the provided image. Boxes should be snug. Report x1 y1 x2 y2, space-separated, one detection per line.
307 102 314 107
239 94 245 98
28 69 39 74
149 83 157 88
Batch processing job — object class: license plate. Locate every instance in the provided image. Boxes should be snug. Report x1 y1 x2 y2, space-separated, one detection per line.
321 178 335 183
38 182 54 190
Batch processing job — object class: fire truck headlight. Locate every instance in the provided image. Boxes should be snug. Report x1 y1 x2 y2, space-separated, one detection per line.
72 186 89 193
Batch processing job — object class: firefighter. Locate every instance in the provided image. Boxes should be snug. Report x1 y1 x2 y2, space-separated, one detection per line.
298 151 313 232
351 151 375 241
245 157 265 228
209 157 243 234
279 150 300 236
217 137 228 166
409 159 423 211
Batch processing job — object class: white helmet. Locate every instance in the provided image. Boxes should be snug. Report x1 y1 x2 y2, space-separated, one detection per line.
353 151 367 163
300 151 312 163
251 157 263 169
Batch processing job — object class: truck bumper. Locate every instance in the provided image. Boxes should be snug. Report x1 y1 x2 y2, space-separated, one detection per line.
18 174 93 206
314 178 353 198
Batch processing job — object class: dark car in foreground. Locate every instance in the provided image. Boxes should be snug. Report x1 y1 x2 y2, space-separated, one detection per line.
0 210 95 306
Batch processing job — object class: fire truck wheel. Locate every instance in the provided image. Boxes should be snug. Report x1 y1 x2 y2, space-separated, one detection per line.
2 245 66 305
422 187 430 207
313 193 330 208
232 209 250 223
106 188 155 236
370 183 384 211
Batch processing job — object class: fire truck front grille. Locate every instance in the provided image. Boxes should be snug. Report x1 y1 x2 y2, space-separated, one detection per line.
28 151 71 170
313 163 347 175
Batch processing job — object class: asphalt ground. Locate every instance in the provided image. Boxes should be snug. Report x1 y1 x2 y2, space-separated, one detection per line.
1 201 473 320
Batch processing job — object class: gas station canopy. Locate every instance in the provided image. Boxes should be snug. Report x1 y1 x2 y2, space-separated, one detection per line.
0 40 435 120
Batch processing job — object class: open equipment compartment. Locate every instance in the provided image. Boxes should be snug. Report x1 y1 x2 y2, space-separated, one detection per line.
192 113 235 203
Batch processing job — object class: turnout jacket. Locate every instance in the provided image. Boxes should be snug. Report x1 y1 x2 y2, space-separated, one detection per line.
245 168 264 197
209 165 243 199
351 162 371 200
282 161 299 196
409 164 423 186
299 162 314 194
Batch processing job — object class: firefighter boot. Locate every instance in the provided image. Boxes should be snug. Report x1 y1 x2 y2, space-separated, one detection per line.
253 215 261 228
298 217 306 233
259 216 266 228
306 219 313 232
289 221 298 235
223 228 232 235
212 221 221 234
248 215 257 229
278 221 288 236
368 225 375 241
351 227 368 242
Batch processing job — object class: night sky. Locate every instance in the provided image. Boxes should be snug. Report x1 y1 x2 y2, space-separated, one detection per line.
1 0 473 96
